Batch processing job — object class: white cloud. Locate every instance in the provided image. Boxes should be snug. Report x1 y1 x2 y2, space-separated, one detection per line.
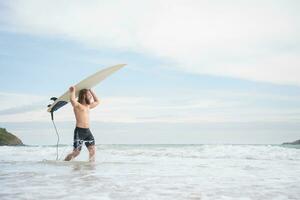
1 91 300 123
1 0 300 85
0 92 46 110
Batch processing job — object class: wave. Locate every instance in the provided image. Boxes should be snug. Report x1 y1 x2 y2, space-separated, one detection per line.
1 144 299 162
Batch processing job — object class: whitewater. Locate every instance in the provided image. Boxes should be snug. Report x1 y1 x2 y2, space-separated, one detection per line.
0 144 299 200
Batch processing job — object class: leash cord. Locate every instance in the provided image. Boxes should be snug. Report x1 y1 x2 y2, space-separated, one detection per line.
51 117 60 160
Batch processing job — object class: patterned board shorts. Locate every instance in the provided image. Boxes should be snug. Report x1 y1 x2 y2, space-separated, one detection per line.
73 127 95 150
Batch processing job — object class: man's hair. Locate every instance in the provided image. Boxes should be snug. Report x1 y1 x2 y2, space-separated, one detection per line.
78 89 91 105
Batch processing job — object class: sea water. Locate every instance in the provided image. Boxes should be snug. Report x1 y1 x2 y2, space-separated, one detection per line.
0 144 299 200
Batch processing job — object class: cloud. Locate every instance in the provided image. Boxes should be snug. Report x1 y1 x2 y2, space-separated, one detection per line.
0 0 300 85
0 92 47 110
0 102 45 115
1 91 300 123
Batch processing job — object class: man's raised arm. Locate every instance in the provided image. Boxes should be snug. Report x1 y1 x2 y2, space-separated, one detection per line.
89 89 100 109
69 86 79 107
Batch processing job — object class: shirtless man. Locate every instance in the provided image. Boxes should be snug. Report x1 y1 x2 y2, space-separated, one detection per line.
64 86 100 162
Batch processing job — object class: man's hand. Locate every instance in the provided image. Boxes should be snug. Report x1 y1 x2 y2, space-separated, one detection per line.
69 86 75 92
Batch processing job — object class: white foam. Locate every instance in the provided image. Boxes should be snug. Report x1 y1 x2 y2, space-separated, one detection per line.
0 144 299 200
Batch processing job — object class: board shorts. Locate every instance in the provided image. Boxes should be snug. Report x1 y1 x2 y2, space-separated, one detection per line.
73 127 95 150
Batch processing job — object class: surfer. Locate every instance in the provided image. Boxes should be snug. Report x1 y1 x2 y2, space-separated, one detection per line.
64 86 100 162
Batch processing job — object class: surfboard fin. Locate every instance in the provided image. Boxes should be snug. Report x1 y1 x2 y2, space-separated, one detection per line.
50 97 57 101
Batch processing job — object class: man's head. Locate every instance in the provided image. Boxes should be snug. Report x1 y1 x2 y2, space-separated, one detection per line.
78 89 93 105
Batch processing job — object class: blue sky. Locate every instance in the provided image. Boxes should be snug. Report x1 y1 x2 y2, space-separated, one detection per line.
0 0 299 144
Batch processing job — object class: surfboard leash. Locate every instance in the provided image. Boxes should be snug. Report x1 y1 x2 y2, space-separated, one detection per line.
50 111 60 161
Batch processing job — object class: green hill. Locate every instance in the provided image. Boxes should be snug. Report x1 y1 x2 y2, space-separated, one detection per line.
0 128 23 146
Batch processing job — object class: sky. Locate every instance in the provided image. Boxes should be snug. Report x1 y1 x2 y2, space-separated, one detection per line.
0 0 300 145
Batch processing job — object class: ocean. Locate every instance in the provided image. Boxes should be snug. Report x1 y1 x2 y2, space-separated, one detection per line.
0 144 299 200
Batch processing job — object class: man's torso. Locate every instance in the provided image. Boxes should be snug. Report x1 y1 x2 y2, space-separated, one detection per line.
73 104 90 128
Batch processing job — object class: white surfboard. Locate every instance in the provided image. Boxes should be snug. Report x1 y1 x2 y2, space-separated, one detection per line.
47 64 126 113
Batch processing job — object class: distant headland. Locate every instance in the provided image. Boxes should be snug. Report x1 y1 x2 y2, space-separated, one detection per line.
282 139 300 145
0 127 23 146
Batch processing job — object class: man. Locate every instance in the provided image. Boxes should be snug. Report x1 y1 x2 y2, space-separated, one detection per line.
64 86 100 162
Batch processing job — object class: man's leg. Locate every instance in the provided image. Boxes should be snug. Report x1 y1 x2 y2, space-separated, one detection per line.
64 149 81 161
67 127 83 161
87 145 96 162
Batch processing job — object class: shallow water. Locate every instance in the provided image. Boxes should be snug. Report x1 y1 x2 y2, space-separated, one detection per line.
1 144 300 200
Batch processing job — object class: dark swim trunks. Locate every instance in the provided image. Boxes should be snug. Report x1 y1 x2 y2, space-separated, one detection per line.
73 127 95 150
